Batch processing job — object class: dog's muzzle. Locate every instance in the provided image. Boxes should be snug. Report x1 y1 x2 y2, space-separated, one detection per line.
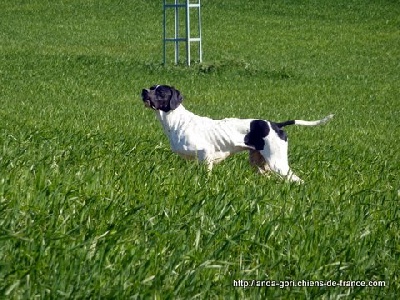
142 89 157 110
144 99 156 110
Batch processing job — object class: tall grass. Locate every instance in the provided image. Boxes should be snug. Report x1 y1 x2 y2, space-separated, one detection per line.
1 0 399 298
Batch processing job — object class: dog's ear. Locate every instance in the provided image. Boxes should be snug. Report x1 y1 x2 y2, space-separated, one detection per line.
169 87 183 110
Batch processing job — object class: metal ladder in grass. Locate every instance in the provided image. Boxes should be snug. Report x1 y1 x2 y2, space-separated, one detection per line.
163 0 202 65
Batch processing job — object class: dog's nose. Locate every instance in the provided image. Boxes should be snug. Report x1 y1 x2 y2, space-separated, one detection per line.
141 89 149 100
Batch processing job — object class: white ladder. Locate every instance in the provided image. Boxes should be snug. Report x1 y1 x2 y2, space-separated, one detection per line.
163 0 202 65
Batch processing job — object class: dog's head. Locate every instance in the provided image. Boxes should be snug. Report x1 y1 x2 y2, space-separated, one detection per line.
141 85 183 112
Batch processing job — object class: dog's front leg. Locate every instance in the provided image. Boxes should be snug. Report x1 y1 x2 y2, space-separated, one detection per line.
197 149 232 173
196 149 213 172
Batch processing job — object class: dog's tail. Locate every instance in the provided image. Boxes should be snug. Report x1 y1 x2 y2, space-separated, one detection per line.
276 114 334 128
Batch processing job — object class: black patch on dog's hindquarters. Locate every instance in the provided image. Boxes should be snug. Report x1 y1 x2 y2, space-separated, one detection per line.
244 120 270 150
271 122 288 141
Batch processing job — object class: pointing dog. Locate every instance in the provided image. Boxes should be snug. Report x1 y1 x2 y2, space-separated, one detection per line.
141 84 333 182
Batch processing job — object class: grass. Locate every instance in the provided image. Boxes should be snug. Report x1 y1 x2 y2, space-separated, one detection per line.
0 0 399 298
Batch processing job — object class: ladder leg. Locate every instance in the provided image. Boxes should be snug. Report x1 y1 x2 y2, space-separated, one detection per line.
186 1 190 66
163 0 166 64
198 0 202 62
174 0 179 64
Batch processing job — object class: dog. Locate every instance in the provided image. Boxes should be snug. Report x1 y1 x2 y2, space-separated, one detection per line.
141 84 333 182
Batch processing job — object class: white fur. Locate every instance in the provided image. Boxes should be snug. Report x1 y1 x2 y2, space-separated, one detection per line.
156 105 252 166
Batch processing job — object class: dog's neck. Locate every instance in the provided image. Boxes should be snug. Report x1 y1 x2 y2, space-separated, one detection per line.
155 104 191 122
155 105 194 133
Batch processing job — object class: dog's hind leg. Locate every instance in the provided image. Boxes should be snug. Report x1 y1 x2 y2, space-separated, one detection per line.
249 150 271 174
267 156 303 183
260 137 303 183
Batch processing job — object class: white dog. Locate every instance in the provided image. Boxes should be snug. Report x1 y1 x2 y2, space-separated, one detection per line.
141 85 333 182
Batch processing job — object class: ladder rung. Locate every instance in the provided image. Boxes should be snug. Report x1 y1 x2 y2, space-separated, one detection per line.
164 3 200 8
164 4 186 8
165 38 187 42
165 38 201 43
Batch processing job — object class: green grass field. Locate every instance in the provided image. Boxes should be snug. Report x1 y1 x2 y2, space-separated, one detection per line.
1 0 399 298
